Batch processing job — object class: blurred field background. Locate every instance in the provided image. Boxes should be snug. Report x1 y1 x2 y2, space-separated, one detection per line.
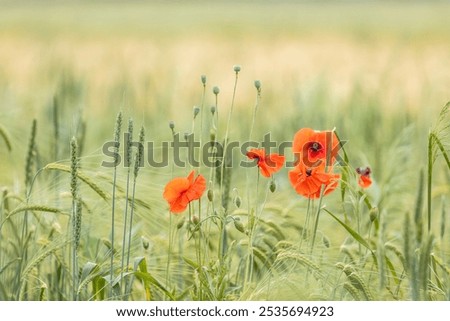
0 0 450 300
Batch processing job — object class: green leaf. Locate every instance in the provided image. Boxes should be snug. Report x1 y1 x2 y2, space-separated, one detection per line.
323 208 372 251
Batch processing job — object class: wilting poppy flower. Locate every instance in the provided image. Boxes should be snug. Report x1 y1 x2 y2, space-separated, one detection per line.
163 170 206 213
356 166 372 188
292 128 340 167
288 162 340 199
247 148 285 177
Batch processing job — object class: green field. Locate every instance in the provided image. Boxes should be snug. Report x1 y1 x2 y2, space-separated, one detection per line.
0 1 449 301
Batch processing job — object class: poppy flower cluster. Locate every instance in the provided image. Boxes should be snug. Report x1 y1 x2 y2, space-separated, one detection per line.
289 128 341 199
162 127 375 213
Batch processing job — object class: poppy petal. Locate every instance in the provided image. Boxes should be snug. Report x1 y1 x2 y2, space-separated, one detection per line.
163 177 190 204
185 173 207 201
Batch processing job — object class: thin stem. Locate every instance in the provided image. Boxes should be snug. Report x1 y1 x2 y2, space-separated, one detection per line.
310 185 326 254
427 133 433 233
124 177 138 298
120 169 131 293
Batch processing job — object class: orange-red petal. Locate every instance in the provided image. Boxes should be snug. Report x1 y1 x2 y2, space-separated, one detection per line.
163 170 206 214
288 162 340 199
292 128 340 166
247 148 285 178
185 172 207 201
358 175 372 188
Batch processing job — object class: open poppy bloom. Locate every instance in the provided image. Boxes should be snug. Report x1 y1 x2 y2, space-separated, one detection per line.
292 128 340 167
356 166 372 188
163 170 206 213
288 162 340 199
246 148 285 177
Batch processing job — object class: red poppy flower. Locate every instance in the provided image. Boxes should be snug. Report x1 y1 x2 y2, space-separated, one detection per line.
288 162 340 199
356 167 372 188
247 148 285 177
292 128 340 167
163 170 206 213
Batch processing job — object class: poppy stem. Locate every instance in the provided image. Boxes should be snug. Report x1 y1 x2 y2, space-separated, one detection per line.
310 185 326 255
299 198 312 251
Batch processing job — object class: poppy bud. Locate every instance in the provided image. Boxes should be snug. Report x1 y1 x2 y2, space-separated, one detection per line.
141 236 150 250
192 215 200 225
369 207 379 222
201 75 206 85
210 106 216 115
233 65 241 73
269 180 276 193
207 189 214 202
322 236 330 248
233 218 245 234
177 217 186 230
169 121 175 130
234 195 241 208
210 129 216 141
213 86 220 95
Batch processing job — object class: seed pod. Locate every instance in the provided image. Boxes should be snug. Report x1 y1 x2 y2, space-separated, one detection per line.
193 106 200 119
254 80 261 91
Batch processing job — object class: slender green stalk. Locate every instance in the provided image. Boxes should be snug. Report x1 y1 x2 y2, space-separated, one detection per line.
17 118 37 299
120 118 133 294
110 111 123 297
427 132 433 234
310 185 326 254
124 125 144 297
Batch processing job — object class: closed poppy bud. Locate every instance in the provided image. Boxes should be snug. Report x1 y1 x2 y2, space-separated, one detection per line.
177 217 186 229
169 121 175 130
192 215 199 225
201 75 206 85
207 189 214 202
269 180 276 193
213 86 220 95
210 106 216 115
141 236 150 250
370 207 379 222
234 219 245 234
233 65 241 73
234 195 242 208
322 236 330 248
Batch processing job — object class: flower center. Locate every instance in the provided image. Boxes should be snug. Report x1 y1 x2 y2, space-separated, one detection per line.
311 142 321 152
306 168 312 177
